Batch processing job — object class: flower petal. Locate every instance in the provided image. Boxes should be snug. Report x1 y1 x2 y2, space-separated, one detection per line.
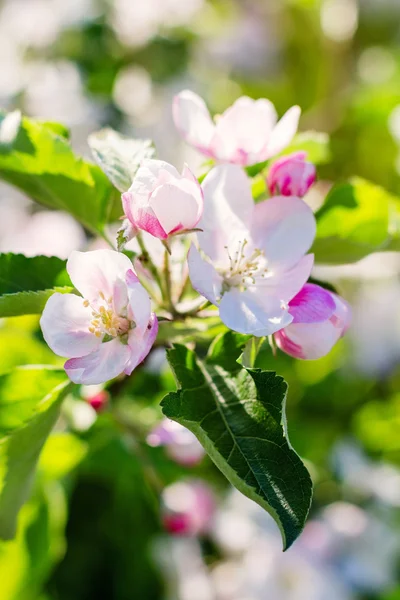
289 283 336 324
187 244 223 305
150 183 201 234
274 320 340 360
251 196 316 271
126 269 152 333
65 338 130 384
40 293 100 358
219 288 293 337
67 249 132 302
124 312 158 375
198 165 253 263
264 105 301 159
211 97 277 165
258 254 314 303
173 90 215 152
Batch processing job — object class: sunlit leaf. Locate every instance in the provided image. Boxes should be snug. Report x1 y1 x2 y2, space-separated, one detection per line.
161 333 312 549
0 367 71 539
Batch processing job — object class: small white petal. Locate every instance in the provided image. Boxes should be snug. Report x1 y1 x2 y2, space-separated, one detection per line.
65 338 130 385
67 249 132 302
219 288 293 337
187 244 223 305
40 293 100 358
264 105 301 159
173 90 215 151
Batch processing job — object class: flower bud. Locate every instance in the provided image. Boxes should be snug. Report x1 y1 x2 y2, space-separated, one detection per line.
161 480 215 536
267 152 316 197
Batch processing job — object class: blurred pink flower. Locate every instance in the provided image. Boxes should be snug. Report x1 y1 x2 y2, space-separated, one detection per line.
188 165 316 336
274 283 351 359
268 151 316 197
147 418 205 466
162 480 216 536
122 159 203 239
173 90 300 166
40 249 158 384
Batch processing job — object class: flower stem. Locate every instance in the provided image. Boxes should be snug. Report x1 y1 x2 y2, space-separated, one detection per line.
136 233 164 293
162 242 175 315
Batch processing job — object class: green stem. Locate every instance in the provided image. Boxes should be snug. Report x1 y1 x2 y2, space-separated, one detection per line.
163 243 175 315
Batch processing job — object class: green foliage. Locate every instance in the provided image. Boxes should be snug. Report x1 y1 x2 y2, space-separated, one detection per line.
283 131 331 164
0 254 73 317
0 367 71 540
88 128 155 192
0 112 122 235
313 177 400 264
161 334 312 549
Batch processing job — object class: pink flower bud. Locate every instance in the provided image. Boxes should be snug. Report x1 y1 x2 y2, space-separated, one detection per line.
267 152 316 197
161 480 216 537
274 283 351 360
86 390 109 412
122 159 203 240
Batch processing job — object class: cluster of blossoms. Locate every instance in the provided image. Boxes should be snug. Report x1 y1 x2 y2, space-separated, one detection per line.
41 90 351 384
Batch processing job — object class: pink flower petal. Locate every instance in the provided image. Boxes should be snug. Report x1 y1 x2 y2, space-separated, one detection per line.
67 249 133 303
198 165 253 263
264 105 301 159
126 269 152 333
149 183 201 234
289 284 336 324
65 338 130 384
173 90 215 152
219 287 293 336
211 97 277 164
124 312 158 375
251 196 316 271
40 293 100 358
187 244 223 305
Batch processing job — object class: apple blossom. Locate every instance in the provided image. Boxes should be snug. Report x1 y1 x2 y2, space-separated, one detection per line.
122 159 203 239
147 418 205 466
267 151 316 197
162 480 216 536
173 90 301 166
188 165 316 336
274 283 351 359
40 249 158 384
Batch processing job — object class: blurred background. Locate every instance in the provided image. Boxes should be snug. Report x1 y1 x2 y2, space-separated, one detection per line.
1 0 400 598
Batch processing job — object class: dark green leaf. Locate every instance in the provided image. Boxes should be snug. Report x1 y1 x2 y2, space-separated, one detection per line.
161 339 312 549
0 112 122 234
88 128 155 192
0 367 71 539
0 253 74 317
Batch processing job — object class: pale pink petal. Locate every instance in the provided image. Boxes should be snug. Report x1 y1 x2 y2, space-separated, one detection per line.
289 283 336 324
263 105 301 159
211 97 277 165
250 196 316 271
65 338 130 384
67 250 133 302
198 165 253 263
40 293 100 358
130 205 168 239
219 288 293 337
173 90 215 152
258 254 314 303
274 320 341 360
149 184 201 234
268 152 316 197
126 269 152 333
187 244 223 305
331 293 352 335
124 312 158 375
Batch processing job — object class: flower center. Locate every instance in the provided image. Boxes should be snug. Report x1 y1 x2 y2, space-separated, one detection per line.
84 291 131 340
219 238 268 290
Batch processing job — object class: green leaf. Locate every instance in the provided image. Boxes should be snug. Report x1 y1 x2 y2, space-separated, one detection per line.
0 253 74 317
161 337 312 549
39 432 87 480
0 367 71 539
0 112 122 234
282 130 330 164
88 128 155 192
312 177 396 264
